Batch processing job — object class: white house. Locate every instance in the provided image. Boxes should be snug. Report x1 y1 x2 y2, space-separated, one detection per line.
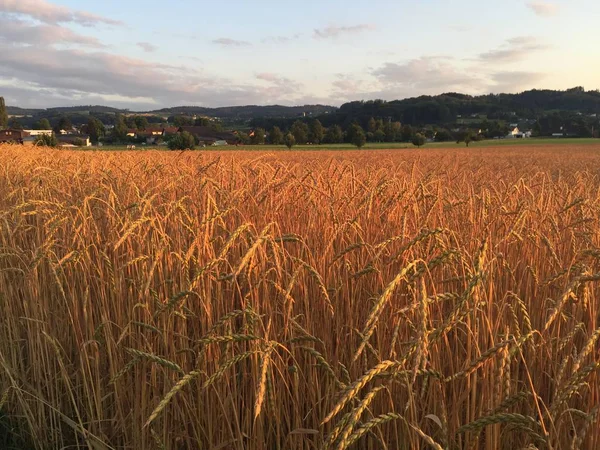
506 127 531 139
506 127 520 138
24 129 54 137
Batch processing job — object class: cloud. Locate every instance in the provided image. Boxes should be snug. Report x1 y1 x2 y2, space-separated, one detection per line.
527 1 559 17
0 38 312 108
491 71 547 92
255 72 303 98
0 16 105 47
331 74 368 97
0 0 123 26
373 57 486 93
262 34 301 44
478 36 549 62
313 24 376 39
212 38 251 47
137 42 157 52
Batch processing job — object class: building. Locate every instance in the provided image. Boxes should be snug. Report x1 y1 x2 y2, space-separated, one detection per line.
57 134 92 147
23 130 53 137
127 127 179 144
506 127 532 139
178 126 238 145
0 129 30 144
506 127 521 138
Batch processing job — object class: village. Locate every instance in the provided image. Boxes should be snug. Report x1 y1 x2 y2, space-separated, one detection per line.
0 124 240 147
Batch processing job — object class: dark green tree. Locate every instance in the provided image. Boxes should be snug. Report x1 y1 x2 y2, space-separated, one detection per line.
324 125 343 143
86 117 105 144
464 132 474 147
400 124 414 142
54 116 72 134
35 134 58 147
195 117 211 126
0 97 7 129
173 115 194 127
367 117 377 133
290 120 309 144
269 126 283 145
349 124 366 148
434 129 453 142
134 116 149 130
250 128 266 145
240 132 251 145
373 129 385 142
284 133 296 149
412 133 426 147
210 121 223 132
112 114 129 142
308 119 324 144
34 118 52 130
8 118 23 130
384 121 401 142
168 131 196 150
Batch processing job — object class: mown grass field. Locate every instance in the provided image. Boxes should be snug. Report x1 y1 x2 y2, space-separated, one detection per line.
0 144 599 449
97 137 600 152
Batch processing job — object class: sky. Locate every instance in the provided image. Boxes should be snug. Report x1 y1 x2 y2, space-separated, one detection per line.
0 0 598 110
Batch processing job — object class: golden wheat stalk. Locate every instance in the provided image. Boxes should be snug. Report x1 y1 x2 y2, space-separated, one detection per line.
322 360 397 425
353 261 417 362
144 370 201 427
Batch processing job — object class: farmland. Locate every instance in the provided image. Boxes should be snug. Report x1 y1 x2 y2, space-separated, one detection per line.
96 137 600 152
0 144 599 449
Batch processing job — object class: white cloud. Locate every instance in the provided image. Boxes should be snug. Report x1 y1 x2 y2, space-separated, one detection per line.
373 57 487 93
527 1 559 17
262 34 301 44
313 24 376 39
212 38 251 47
491 71 547 92
0 0 122 26
0 16 105 47
478 36 550 62
137 42 158 52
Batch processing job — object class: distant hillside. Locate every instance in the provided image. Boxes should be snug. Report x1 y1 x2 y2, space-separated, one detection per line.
324 87 600 127
5 103 336 128
46 105 129 114
5 88 600 130
6 106 43 116
151 104 336 119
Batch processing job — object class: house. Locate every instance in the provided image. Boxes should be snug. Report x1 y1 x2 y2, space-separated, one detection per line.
506 127 532 139
129 127 179 144
178 126 238 145
57 134 91 147
0 129 30 144
506 127 523 138
24 129 53 137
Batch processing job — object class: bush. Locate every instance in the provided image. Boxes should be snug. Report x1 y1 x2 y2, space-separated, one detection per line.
34 134 58 147
284 133 296 149
168 131 196 150
348 124 366 148
434 130 453 142
412 133 426 148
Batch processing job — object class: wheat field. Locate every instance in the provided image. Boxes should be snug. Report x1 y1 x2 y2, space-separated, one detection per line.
0 144 599 450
